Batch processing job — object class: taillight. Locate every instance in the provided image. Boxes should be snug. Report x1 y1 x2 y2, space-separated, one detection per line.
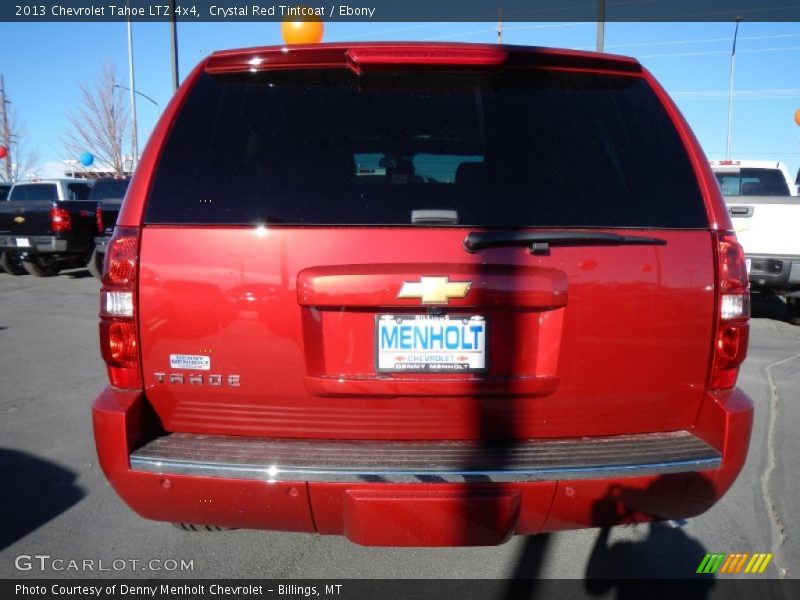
96 208 104 234
710 232 750 389
50 206 72 233
99 227 141 389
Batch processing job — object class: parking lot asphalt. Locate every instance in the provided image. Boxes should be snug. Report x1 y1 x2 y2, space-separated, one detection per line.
0 269 797 582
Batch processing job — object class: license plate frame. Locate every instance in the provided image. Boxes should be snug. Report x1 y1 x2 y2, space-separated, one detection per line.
375 314 488 374
15 237 30 248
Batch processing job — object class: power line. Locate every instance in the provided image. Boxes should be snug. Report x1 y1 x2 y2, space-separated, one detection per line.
638 45 800 58
330 22 800 55
427 22 595 42
501 22 592 32
605 32 800 50
325 22 442 42
706 151 800 156
672 88 800 99
627 5 800 21
428 27 496 41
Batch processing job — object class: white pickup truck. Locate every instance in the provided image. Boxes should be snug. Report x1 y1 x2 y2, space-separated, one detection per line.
710 160 800 324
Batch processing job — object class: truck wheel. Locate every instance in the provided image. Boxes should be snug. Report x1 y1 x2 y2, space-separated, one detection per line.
87 249 104 279
1 251 27 275
22 258 61 277
788 298 800 326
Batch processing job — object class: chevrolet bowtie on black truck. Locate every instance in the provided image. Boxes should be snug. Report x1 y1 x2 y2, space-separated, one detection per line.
0 178 95 276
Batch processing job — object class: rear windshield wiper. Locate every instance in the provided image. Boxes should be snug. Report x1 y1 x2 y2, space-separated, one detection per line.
464 231 667 255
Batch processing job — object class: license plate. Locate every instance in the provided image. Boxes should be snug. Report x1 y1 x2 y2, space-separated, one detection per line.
376 314 487 373
15 238 30 248
746 259 751 273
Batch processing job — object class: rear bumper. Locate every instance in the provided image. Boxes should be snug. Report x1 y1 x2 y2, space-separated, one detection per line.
746 253 800 290
129 430 722 483
0 235 69 254
92 387 753 546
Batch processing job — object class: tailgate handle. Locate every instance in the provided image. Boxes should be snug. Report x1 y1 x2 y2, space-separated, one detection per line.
728 206 753 217
13 208 24 214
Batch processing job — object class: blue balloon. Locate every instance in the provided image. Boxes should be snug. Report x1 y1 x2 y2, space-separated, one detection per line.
79 152 94 167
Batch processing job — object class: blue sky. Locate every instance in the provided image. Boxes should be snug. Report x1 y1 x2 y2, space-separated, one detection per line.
1 20 799 179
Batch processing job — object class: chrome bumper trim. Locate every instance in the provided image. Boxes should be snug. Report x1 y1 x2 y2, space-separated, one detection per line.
129 430 721 483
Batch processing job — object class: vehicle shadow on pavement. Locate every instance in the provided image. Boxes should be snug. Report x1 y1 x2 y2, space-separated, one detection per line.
0 448 85 551
504 533 551 596
751 294 791 324
64 268 95 280
583 477 716 598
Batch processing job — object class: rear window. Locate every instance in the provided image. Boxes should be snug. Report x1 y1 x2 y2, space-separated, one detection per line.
0 185 10 202
714 168 790 196
67 183 92 200
89 178 130 201
9 184 58 201
146 69 707 228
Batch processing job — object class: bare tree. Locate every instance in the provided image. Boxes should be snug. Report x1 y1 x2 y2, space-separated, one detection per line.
0 77 40 182
64 62 129 176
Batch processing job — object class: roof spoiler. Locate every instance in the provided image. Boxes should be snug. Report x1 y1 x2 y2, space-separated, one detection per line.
205 43 642 75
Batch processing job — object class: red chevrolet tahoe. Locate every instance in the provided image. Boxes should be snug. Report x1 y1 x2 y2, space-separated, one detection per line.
92 42 753 546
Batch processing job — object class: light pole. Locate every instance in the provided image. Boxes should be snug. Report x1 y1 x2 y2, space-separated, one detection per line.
170 0 180 91
725 17 742 160
64 159 78 178
497 8 503 44
596 0 605 52
126 0 139 171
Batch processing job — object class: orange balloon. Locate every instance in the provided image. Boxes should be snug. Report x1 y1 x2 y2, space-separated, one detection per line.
281 18 324 45
795 108 800 126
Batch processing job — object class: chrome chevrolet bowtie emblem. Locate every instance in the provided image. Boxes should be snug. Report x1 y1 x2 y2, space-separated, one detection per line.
13 216 25 224
398 276 471 304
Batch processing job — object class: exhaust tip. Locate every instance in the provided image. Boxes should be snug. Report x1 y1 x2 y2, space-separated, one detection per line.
665 519 689 529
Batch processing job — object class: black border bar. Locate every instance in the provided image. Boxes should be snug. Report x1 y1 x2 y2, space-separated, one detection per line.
2 1 800 23
3 579 800 600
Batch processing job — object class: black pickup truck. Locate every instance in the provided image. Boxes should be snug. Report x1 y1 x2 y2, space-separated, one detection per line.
0 179 95 276
87 177 130 278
